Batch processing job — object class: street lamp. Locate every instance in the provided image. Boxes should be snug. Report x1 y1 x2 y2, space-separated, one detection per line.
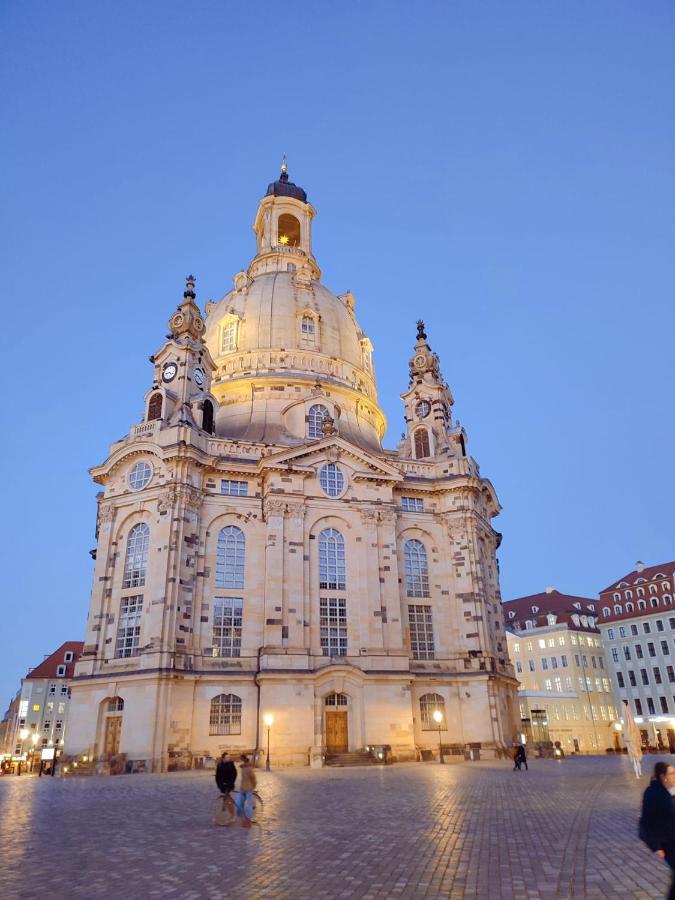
17 728 29 776
263 713 274 772
433 710 445 764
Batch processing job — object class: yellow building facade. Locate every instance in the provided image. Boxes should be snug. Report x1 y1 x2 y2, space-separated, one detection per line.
66 166 519 770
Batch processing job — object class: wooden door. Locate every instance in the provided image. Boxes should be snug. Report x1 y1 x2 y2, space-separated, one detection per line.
325 711 348 752
104 715 122 755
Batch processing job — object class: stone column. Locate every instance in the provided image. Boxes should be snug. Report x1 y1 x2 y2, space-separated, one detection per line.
376 508 405 651
284 502 306 650
262 497 286 648
358 508 386 651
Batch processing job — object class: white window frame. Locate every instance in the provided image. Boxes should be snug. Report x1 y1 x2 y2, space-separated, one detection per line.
115 595 143 658
220 480 248 496
212 598 243 658
408 604 435 660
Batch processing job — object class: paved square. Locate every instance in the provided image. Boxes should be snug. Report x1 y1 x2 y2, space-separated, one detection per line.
0 756 670 899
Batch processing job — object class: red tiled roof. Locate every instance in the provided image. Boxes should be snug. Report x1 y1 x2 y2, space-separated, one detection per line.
502 590 599 632
25 642 84 680
599 561 675 594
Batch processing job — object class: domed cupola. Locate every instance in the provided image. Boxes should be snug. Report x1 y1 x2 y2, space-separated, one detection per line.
265 157 308 203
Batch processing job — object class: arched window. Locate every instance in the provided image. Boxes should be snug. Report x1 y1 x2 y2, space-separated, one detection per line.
108 697 124 712
613 593 621 601
301 314 317 348
202 399 214 434
637 587 645 598
664 595 673 606
413 428 431 459
324 692 348 707
209 693 242 735
216 526 245 589
650 584 658 595
319 528 345 590
147 392 162 421
123 523 150 588
626 602 634 612
420 693 446 730
602 607 610 617
308 404 329 438
614 605 622 614
625 590 633 600
404 539 430 598
277 213 301 247
221 319 238 353
638 599 647 610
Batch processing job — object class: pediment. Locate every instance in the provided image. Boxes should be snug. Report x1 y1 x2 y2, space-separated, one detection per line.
258 437 402 482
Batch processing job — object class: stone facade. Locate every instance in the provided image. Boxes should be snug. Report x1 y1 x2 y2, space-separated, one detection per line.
66 166 519 770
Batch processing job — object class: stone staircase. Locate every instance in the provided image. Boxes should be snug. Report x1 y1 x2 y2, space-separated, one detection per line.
325 750 379 767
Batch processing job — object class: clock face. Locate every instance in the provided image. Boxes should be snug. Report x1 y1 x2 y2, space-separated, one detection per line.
415 400 431 418
162 363 177 383
193 367 205 387
414 354 427 368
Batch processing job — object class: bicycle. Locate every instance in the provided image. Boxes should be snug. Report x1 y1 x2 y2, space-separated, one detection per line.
213 790 264 827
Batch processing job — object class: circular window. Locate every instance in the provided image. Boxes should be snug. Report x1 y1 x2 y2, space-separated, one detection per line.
128 461 153 491
415 400 431 418
319 463 345 497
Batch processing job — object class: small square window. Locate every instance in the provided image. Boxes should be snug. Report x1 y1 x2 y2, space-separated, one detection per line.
56 665 66 677
64 651 74 663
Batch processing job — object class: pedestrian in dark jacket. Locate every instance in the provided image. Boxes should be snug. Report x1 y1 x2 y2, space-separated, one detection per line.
514 745 528 771
215 752 237 795
639 761 675 899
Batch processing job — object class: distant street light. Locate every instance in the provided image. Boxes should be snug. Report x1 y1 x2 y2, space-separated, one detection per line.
433 710 445 764
263 713 274 772
17 728 29 776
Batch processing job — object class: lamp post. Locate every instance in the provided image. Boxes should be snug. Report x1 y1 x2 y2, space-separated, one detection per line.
17 728 29 776
30 733 39 773
433 710 445 764
263 713 274 772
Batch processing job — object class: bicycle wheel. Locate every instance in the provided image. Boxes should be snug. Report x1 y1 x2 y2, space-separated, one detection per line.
251 791 264 822
213 793 236 826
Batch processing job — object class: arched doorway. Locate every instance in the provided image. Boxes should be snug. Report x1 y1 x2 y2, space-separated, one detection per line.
102 697 124 756
324 692 349 752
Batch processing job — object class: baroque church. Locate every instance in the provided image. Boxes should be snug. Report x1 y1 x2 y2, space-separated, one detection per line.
67 164 519 770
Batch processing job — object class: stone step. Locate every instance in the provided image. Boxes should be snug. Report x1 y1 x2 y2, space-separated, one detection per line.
325 751 379 767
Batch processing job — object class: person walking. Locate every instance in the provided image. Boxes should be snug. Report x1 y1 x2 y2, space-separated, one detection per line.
513 745 521 771
215 752 237 795
236 754 257 828
514 744 528 771
639 761 675 899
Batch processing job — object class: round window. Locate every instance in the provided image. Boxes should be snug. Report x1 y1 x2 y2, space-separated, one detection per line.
319 463 345 497
415 400 431 418
128 461 153 491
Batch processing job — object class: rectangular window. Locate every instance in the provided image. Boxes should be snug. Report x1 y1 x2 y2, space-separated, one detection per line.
635 698 643 716
554 677 562 692
619 626 626 638
220 480 248 496
115 595 143 658
661 697 669 714
58 703 65 714
662 640 670 656
516 660 523 673
565 677 573 690
657 620 665 632
542 658 548 670
602 678 610 692
636 644 644 659
221 320 237 352
591 656 597 669
611 648 619 663
320 598 347 657
668 666 675 683
571 634 578 645
55 719 63 731
623 647 631 661
644 622 652 634
528 659 535 672
600 705 607 720
670 618 675 630
648 642 656 658
513 643 520 653
401 497 424 513
641 668 649 685
212 598 243 658
629 670 637 687
538 639 546 649
654 667 663 685
64 651 74 663
56 665 66 677
61 685 69 697
561 654 568 667
647 698 656 715
548 638 555 648
48 684 56 696
599 657 604 669
558 636 565 646
575 654 581 666
607 628 615 640
578 677 585 691
42 720 51 733
408 605 435 660
545 679 552 691
617 672 625 688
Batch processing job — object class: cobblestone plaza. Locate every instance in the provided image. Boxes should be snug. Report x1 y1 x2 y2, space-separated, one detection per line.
0 756 669 899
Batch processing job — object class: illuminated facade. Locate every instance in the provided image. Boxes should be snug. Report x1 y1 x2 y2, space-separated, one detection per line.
66 166 518 770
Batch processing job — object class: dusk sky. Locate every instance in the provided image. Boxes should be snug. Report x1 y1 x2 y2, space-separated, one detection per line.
2 1 674 701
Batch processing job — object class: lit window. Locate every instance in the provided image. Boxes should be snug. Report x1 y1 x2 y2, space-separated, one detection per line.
538 639 546 649
221 320 238 353
545 679 552 691
123 523 150 589
209 693 241 735
216 526 245 589
513 643 520 653
420 693 446 730
548 638 555 647
401 497 424 513
308 404 329 439
115 595 143 658
408 605 435 660
319 529 345 590
320 597 347 656
319 463 345 497
558 636 565 646
554 677 562 692
220 480 248 496
212 598 243 658
404 540 430 598
128 461 153 491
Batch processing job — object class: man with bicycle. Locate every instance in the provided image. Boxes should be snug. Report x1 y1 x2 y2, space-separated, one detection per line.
236 754 257 829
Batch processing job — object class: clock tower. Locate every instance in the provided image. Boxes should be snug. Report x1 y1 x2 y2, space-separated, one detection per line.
399 320 467 460
145 275 217 433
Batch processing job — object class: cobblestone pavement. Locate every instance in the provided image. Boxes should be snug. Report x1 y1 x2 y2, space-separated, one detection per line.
0 755 670 900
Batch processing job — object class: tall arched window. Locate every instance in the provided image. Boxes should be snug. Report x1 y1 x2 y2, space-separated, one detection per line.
308 404 329 438
277 213 301 247
123 523 150 588
420 693 446 730
301 314 317 348
209 693 242 735
216 526 245 589
404 539 430 598
413 428 431 459
319 528 345 590
221 319 238 353
202 399 214 434
147 392 162 421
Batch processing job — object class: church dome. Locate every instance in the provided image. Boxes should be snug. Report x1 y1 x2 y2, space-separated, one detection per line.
265 171 307 203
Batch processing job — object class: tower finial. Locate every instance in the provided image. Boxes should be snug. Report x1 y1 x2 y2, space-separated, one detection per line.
416 319 427 341
184 274 196 299
281 154 288 175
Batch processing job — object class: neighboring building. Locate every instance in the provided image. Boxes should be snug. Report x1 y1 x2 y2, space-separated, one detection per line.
598 560 675 751
0 690 20 756
66 164 519 771
505 589 619 754
4 642 84 759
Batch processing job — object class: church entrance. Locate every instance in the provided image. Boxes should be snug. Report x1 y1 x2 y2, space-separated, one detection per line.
104 716 122 755
324 692 349 753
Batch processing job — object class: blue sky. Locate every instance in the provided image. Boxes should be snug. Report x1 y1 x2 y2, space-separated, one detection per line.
1 1 674 701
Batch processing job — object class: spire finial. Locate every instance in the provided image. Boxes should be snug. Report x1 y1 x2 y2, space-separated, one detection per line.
416 319 427 341
184 274 196 299
281 154 288 175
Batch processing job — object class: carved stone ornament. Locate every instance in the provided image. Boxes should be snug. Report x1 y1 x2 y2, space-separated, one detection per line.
359 508 379 524
377 507 397 524
98 503 114 531
285 502 305 523
263 497 287 519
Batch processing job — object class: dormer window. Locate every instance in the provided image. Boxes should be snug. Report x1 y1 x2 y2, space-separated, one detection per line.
277 213 301 248
508 611 515 619
221 317 238 353
573 603 581 610
64 651 74 663
547 614 557 626
531 606 539 614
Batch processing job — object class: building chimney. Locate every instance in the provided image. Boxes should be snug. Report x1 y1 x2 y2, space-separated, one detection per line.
636 561 645 573
545 586 555 594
